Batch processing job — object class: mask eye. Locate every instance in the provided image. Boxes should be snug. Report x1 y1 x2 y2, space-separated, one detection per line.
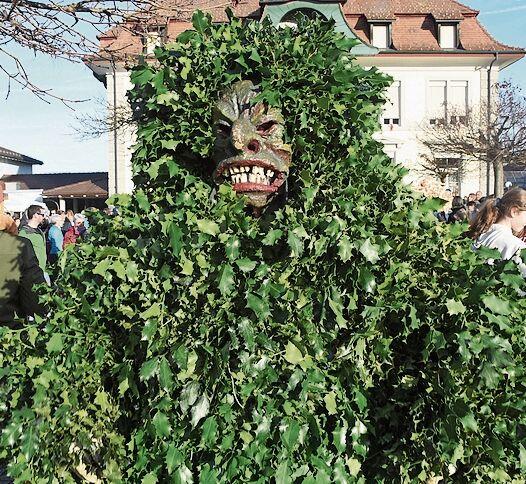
256 120 278 136
217 122 231 137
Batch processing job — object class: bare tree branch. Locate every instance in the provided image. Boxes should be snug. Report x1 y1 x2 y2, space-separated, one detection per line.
419 81 526 196
0 0 166 101
72 95 135 139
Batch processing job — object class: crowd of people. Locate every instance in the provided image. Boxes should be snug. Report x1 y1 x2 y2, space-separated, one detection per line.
1 189 526 324
435 188 526 242
436 190 486 223
11 206 90 272
0 205 100 324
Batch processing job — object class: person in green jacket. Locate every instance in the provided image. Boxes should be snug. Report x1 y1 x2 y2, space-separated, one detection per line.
0 214 45 325
19 205 47 272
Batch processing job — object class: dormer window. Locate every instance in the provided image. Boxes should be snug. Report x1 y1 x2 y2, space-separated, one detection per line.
370 22 391 49
438 23 459 49
279 8 326 29
142 27 166 56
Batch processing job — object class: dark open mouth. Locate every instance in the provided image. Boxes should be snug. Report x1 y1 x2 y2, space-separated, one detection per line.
215 160 286 193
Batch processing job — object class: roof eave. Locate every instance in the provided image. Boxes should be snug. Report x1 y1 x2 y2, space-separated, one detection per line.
377 49 525 55
0 157 44 166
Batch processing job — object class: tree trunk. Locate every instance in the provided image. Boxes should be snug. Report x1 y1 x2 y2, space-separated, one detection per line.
493 158 504 197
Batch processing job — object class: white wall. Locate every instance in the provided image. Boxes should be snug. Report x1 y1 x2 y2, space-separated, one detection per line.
370 64 485 196
0 161 33 177
106 69 135 196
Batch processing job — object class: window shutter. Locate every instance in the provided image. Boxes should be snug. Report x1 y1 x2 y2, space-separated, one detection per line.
428 81 447 123
383 81 400 124
448 81 468 116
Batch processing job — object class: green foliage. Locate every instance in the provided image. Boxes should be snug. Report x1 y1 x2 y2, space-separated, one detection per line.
2 11 526 483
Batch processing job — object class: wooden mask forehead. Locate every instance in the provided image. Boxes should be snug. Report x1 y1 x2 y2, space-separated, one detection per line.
214 80 259 123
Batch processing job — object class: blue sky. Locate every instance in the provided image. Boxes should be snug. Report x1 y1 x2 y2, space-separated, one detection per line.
0 0 525 174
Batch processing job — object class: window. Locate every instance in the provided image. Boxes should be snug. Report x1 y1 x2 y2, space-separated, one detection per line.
448 81 468 124
437 158 462 194
382 80 401 127
438 23 458 49
279 8 326 28
427 80 468 125
428 80 447 125
142 27 166 56
371 23 391 49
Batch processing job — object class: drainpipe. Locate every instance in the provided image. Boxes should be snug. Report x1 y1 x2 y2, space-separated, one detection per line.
112 60 118 195
486 52 498 195
0 180 5 213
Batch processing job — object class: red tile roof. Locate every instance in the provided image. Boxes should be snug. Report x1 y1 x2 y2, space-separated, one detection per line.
346 0 522 52
344 0 477 20
94 0 523 57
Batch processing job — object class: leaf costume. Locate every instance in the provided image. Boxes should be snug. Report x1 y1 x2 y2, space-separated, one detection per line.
1 13 526 483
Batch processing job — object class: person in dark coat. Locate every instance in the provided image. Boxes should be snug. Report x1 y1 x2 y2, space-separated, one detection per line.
448 196 467 223
0 214 45 326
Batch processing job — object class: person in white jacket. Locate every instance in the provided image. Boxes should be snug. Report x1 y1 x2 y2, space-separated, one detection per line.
468 188 526 264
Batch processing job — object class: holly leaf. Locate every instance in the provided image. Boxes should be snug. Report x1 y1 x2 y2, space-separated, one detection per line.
338 236 353 262
202 416 218 446
46 333 63 353
262 229 283 245
460 412 479 432
153 411 171 437
287 232 303 257
247 293 270 319
159 357 174 391
446 299 466 316
166 445 183 475
141 472 157 484
93 258 111 276
197 219 219 236
191 394 210 427
324 392 337 415
140 359 158 381
235 258 256 272
359 238 380 264
284 341 303 366
140 303 161 320
358 268 376 293
347 458 361 477
482 295 512 315
218 264 235 295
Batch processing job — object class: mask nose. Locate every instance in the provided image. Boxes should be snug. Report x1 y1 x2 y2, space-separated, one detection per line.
246 139 260 154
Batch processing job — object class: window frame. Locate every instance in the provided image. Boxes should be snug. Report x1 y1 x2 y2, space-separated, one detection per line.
437 22 459 49
142 26 167 56
382 80 401 128
427 80 469 125
370 22 392 49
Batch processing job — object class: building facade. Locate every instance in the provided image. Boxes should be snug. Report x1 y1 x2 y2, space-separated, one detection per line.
86 0 524 196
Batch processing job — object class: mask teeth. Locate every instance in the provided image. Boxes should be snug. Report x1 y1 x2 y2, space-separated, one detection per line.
224 164 278 186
